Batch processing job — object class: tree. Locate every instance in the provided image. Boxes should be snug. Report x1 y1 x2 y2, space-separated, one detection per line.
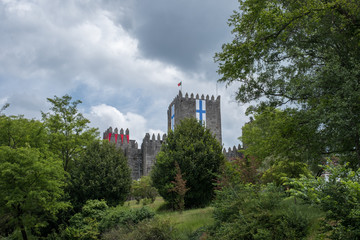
0 115 47 150
215 0 360 166
0 146 69 240
151 118 225 208
168 161 190 213
242 108 321 165
42 95 98 171
69 141 132 207
240 108 319 183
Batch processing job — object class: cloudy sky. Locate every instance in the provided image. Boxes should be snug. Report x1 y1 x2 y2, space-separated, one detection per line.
0 0 249 148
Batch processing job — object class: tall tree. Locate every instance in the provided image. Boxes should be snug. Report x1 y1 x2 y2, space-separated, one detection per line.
0 115 47 150
0 146 69 240
151 118 225 208
69 141 132 208
215 0 360 166
241 108 322 171
42 95 98 171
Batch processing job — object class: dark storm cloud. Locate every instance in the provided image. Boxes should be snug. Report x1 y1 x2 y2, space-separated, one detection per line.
129 0 238 71
0 0 247 147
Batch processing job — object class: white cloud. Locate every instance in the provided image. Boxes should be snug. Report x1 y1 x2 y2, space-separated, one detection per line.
87 104 165 144
0 0 247 149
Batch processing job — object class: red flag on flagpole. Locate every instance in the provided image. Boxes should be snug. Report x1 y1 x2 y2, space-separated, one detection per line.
178 81 182 87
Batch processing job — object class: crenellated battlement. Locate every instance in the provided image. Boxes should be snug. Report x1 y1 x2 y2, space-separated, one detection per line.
223 144 243 159
143 133 167 143
103 127 131 145
169 90 220 109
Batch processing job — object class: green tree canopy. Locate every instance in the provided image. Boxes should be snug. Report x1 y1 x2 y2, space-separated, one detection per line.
0 146 69 240
241 108 321 180
288 161 360 238
215 0 360 166
0 115 47 150
69 141 132 208
151 118 225 208
131 176 158 204
42 95 99 171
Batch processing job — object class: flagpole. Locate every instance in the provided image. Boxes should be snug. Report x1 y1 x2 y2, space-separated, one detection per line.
216 82 218 97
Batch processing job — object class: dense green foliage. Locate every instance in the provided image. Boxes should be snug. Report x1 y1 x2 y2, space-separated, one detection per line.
151 118 225 208
242 109 322 168
0 115 70 239
288 161 360 239
69 141 132 208
0 146 69 239
0 115 48 149
102 217 176 240
42 95 98 171
63 199 155 239
63 199 109 239
215 0 360 167
99 205 155 233
207 184 323 240
131 176 158 204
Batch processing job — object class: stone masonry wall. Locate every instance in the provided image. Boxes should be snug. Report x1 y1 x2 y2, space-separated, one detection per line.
103 127 166 180
141 133 166 176
103 91 241 180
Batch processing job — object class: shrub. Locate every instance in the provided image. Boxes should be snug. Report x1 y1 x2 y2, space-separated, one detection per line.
99 206 155 232
288 161 360 239
63 199 108 240
62 200 155 239
209 183 323 239
131 176 158 204
101 217 177 240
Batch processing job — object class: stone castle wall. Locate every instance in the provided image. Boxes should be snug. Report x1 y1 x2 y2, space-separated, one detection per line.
103 91 243 180
104 126 243 179
141 133 167 176
103 127 166 180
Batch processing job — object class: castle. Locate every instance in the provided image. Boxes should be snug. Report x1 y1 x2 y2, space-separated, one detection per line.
103 91 242 179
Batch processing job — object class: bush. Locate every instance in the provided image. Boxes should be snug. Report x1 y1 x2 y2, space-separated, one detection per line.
99 206 155 233
101 217 177 240
208 184 323 240
63 199 109 240
62 200 155 239
131 176 158 204
288 161 360 239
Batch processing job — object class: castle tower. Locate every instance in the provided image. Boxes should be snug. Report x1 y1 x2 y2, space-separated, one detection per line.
167 91 222 144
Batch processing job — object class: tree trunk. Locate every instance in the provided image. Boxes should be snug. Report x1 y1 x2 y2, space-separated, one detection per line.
355 132 360 166
20 221 28 240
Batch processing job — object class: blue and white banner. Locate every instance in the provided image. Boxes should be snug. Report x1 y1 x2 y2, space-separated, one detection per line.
171 104 175 131
196 99 206 126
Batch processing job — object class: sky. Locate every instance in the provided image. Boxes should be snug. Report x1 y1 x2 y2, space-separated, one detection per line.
0 0 249 149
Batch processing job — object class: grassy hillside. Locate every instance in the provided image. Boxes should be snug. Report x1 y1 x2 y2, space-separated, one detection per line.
125 197 213 239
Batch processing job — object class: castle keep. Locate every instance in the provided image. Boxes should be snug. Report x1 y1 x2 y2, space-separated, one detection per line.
168 91 222 144
104 91 242 179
